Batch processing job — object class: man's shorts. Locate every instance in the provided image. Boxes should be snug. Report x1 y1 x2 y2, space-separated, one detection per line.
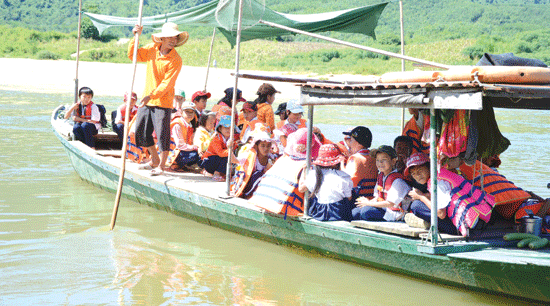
134 106 172 152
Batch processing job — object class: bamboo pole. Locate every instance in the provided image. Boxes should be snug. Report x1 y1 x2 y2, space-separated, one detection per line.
258 20 450 70
225 0 245 196
74 0 83 104
399 0 406 132
204 28 217 92
303 105 314 217
110 0 145 230
429 108 439 246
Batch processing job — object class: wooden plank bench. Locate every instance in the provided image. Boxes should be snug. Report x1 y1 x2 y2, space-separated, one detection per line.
351 220 428 237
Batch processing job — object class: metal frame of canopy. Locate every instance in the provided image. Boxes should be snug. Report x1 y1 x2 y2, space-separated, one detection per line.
299 80 550 252
300 83 483 251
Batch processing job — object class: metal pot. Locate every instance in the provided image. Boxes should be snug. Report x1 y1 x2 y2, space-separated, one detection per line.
520 209 543 236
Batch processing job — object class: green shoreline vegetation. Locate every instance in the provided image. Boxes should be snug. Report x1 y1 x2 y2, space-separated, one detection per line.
2 0 550 75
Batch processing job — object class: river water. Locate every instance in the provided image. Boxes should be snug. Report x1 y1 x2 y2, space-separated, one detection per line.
1 89 548 305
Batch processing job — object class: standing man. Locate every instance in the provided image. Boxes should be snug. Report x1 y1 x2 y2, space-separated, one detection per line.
129 22 188 176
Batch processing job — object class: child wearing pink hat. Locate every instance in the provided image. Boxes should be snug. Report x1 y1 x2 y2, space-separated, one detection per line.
298 144 354 221
403 152 458 234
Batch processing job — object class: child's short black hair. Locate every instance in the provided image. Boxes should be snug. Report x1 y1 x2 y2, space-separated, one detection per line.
393 135 413 149
78 87 94 97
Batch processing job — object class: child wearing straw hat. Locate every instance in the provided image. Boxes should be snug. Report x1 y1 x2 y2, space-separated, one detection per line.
298 144 354 221
129 22 188 176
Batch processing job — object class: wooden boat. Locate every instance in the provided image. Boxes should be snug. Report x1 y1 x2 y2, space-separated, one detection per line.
52 77 550 303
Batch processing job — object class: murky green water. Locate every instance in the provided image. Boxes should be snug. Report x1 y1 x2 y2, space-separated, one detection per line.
1 89 548 305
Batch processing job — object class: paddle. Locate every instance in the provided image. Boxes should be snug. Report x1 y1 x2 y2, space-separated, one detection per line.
110 0 145 230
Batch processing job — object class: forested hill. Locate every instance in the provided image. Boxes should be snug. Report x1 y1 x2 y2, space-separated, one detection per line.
2 0 550 43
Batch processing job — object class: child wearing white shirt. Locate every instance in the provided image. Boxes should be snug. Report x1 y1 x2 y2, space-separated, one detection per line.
299 144 354 221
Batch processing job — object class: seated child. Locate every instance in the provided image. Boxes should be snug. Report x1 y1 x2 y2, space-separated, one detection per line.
173 89 186 110
343 126 377 201
113 92 139 141
298 144 354 221
352 145 411 222
276 99 307 130
249 128 321 217
274 102 288 123
393 135 414 173
64 86 101 149
409 153 496 236
402 153 458 234
194 111 216 157
191 91 211 113
230 130 277 199
272 123 298 156
239 101 264 145
166 102 200 171
199 115 233 181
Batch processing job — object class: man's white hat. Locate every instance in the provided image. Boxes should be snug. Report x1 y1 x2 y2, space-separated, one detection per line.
152 22 189 47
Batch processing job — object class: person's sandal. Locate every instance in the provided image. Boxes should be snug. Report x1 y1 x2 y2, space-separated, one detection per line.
138 163 155 170
150 168 164 176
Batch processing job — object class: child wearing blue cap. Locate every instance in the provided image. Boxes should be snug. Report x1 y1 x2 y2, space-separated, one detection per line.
199 115 233 181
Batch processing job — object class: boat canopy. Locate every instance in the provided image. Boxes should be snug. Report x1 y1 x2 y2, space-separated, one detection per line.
300 81 550 110
84 0 389 47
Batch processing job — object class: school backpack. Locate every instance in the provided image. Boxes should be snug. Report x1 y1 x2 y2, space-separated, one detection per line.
96 104 108 128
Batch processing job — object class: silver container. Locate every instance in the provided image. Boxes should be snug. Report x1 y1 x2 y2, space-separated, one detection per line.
521 209 542 236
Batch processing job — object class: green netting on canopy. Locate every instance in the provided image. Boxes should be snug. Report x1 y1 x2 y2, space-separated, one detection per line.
84 0 389 47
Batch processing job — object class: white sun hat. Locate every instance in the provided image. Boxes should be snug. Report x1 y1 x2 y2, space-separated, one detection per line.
151 22 189 47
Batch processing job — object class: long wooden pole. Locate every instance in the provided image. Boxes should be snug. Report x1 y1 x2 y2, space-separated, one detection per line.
204 28 217 92
74 0 83 104
258 20 450 70
399 0 406 132
110 0 145 230
225 0 245 196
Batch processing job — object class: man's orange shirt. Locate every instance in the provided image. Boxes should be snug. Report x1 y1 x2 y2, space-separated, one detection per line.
128 38 182 109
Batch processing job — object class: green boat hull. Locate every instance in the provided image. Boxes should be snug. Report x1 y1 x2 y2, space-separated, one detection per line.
52 111 550 303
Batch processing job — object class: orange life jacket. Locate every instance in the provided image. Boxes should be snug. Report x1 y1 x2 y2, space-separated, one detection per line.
241 119 268 140
230 148 275 198
249 155 305 218
403 114 430 154
126 133 150 163
118 104 138 122
347 149 377 198
125 116 150 163
376 171 405 211
166 117 194 167
459 161 531 219
202 133 229 159
275 118 307 130
77 102 95 120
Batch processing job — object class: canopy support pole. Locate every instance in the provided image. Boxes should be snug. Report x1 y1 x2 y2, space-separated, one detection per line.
428 108 439 246
258 20 450 69
204 28 217 92
225 0 245 196
304 105 314 217
110 0 145 230
74 0 83 104
399 0 406 131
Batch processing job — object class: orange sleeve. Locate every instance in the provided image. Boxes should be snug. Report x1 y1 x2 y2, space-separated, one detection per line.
207 136 229 158
128 38 154 62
